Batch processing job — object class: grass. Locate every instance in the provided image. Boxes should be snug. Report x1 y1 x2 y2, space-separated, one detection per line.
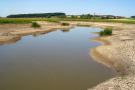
99 28 112 36
61 22 70 26
0 18 59 24
31 22 40 28
121 76 126 79
60 18 135 24
0 18 135 24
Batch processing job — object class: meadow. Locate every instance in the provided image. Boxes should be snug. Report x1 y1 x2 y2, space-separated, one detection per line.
0 18 135 24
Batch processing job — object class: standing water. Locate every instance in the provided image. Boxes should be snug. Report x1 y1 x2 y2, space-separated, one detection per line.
0 27 116 90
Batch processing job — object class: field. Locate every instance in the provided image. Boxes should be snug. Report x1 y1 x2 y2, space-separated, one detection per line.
0 18 135 24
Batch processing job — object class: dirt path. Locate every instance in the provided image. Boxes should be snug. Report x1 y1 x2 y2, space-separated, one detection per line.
0 21 135 89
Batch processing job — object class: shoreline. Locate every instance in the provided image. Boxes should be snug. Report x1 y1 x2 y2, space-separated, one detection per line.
0 21 74 46
0 21 135 89
88 22 135 89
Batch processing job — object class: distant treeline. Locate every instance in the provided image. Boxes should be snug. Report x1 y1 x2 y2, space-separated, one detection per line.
131 16 135 18
7 13 66 18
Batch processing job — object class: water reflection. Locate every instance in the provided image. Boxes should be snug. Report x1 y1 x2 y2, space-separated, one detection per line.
33 35 39 37
61 29 70 32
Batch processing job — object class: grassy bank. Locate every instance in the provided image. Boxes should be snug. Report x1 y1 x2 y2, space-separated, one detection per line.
61 18 135 24
0 18 59 24
0 18 135 24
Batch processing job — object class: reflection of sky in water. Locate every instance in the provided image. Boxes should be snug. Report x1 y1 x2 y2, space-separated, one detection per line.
0 27 116 90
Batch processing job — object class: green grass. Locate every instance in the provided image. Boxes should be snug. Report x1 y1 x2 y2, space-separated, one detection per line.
61 22 70 26
99 28 112 36
121 76 126 79
0 18 135 24
0 18 59 24
60 18 135 24
31 22 40 28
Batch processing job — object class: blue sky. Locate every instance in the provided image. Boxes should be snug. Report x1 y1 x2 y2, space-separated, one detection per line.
0 0 135 17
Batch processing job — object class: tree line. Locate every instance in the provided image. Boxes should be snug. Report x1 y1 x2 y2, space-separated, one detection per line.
7 13 66 18
70 14 92 19
131 16 135 18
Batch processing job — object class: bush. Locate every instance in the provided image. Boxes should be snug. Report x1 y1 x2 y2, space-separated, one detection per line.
121 76 126 79
99 28 112 36
31 22 40 28
61 23 70 26
46 15 51 18
57 15 66 18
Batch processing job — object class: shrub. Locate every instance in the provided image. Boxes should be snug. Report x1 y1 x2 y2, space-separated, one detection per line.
61 23 70 26
57 15 66 18
99 28 112 36
31 22 40 28
99 31 105 36
121 76 126 79
46 15 51 18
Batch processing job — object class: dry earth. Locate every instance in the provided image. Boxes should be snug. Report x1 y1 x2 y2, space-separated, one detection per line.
0 21 74 45
0 21 135 89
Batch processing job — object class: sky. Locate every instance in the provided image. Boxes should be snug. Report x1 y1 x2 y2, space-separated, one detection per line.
0 0 135 17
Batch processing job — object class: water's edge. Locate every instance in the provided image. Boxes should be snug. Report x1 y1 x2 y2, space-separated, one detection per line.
0 23 118 89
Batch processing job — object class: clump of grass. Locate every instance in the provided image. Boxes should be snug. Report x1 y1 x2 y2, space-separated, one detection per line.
61 23 70 26
99 28 112 36
31 22 40 28
121 76 126 79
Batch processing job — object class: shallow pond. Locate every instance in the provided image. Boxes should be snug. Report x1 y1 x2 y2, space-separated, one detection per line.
0 27 116 90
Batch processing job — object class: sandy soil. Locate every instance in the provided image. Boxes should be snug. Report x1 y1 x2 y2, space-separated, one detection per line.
0 21 135 89
0 21 74 45
86 22 135 90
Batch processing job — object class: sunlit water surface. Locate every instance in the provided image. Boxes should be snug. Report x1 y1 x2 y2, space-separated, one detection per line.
0 27 116 90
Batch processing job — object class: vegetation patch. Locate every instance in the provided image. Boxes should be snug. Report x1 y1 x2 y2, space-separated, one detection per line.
31 22 40 28
61 23 70 26
121 76 126 79
59 19 135 24
0 18 59 24
99 28 112 36
7 13 65 18
0 18 135 24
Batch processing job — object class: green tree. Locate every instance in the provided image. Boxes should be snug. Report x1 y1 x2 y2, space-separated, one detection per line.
46 15 51 18
87 14 92 19
107 16 110 19
80 14 84 19
80 14 92 19
57 15 66 18
71 15 75 19
7 13 66 18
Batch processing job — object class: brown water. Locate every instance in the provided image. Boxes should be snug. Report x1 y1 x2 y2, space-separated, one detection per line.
0 27 116 90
